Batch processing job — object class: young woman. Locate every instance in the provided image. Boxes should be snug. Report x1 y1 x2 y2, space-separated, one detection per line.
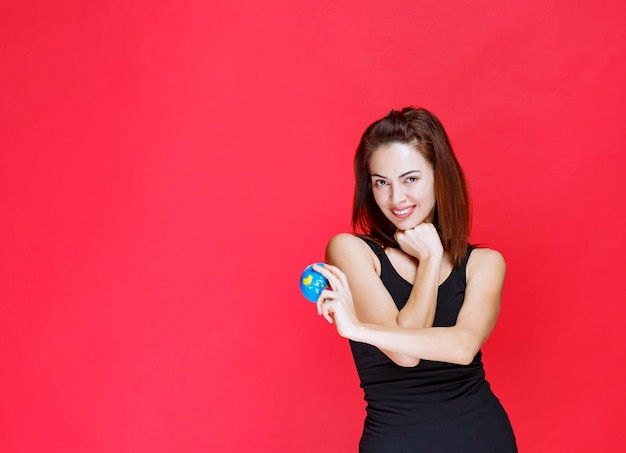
314 108 517 452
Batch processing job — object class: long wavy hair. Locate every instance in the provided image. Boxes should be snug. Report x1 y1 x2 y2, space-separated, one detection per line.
352 107 471 265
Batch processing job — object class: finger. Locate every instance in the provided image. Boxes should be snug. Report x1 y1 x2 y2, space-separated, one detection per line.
320 297 335 324
311 263 328 276
318 263 348 285
319 288 334 301
315 291 327 315
319 265 352 295
326 272 343 293
317 290 334 319
313 263 340 277
312 264 342 291
316 294 324 315
323 304 334 324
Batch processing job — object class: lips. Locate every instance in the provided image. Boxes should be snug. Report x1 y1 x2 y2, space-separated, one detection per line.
391 206 415 218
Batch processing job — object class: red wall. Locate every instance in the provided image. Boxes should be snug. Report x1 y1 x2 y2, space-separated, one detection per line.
2 1 625 451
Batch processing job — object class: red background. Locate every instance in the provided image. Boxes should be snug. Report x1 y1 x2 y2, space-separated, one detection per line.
2 1 625 451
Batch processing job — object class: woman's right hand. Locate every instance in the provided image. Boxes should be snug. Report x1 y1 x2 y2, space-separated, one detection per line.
313 263 361 340
394 223 443 261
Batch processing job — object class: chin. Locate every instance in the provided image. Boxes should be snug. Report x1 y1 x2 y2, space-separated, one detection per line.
391 217 421 231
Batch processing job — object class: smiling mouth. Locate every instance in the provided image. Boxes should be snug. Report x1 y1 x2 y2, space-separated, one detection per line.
391 206 415 217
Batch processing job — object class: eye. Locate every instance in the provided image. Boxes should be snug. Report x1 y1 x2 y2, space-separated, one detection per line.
405 176 419 183
373 179 388 188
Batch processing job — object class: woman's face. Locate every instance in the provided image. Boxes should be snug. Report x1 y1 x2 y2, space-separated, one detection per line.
369 142 436 231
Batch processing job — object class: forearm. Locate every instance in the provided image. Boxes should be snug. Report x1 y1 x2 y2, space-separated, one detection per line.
350 323 478 366
396 256 441 328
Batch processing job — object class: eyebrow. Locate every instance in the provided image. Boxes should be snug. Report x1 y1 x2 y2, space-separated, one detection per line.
370 170 422 179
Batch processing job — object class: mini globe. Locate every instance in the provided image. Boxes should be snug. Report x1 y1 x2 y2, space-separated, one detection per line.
299 263 330 302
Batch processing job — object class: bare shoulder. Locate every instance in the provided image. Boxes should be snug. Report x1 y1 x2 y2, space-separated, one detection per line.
467 247 506 281
325 234 397 328
325 233 379 274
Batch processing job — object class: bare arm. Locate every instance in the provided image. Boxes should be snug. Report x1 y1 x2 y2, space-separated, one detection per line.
324 232 443 366
393 224 444 329
317 245 506 366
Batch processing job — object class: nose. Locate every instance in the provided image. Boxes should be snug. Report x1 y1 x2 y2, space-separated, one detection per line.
390 184 407 205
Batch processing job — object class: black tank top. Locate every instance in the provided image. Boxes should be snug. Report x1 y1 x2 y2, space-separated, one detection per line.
351 237 517 453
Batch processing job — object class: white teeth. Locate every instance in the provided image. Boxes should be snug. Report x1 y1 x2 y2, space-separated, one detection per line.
393 207 413 215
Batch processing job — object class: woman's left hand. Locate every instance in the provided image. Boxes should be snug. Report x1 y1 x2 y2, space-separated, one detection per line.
312 263 361 339
394 222 443 261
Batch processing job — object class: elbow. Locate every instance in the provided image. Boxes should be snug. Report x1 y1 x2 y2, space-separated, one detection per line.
456 352 474 366
392 355 420 368
449 329 482 365
453 343 480 366
396 313 434 330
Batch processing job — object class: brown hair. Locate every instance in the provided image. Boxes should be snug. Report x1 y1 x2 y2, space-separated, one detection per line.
352 107 471 265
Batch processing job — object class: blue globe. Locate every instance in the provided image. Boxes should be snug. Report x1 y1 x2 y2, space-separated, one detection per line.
299 263 330 303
